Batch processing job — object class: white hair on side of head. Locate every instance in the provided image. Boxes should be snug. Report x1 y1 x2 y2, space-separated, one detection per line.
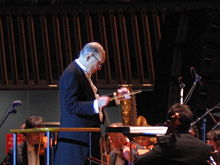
79 42 104 57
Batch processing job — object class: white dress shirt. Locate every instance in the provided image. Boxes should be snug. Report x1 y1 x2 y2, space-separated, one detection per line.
75 59 99 114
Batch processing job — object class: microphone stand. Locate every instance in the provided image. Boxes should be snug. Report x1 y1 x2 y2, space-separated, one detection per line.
183 75 201 104
201 118 206 142
191 102 220 141
179 82 185 105
0 104 17 128
211 122 220 131
191 102 220 127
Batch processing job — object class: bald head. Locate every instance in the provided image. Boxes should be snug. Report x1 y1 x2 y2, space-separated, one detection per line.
80 42 105 59
79 42 106 75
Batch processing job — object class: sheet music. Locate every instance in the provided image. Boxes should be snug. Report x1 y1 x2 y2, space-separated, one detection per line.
129 126 168 135
106 126 168 136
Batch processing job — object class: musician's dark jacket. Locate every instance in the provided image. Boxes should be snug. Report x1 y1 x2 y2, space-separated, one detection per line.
0 142 45 165
134 133 212 165
54 61 101 165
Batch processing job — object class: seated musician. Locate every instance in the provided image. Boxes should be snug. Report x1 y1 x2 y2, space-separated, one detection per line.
207 129 220 165
107 120 153 165
1 115 45 165
133 103 212 165
133 116 157 155
108 122 131 165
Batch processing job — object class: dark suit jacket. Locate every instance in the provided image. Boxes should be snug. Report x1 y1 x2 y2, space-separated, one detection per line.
134 133 212 165
54 61 101 165
1 142 45 165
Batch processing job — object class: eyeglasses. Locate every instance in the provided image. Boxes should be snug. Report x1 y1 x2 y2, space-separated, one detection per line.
92 54 103 69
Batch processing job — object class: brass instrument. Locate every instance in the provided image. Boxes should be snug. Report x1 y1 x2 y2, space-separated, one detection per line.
120 85 138 126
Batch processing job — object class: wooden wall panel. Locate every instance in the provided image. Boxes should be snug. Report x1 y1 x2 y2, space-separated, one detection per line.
0 6 162 90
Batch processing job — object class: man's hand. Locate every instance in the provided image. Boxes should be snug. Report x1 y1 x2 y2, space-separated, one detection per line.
116 87 131 99
113 87 131 104
97 96 110 109
122 146 133 163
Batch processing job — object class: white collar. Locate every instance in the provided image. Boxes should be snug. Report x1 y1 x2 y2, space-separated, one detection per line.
75 58 86 72
75 58 91 78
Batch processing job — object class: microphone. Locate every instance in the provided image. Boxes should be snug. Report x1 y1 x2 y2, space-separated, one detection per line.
184 67 203 104
10 100 22 113
190 66 204 86
178 76 183 83
178 76 185 88
178 76 185 104
11 100 22 107
190 66 201 80
0 100 22 128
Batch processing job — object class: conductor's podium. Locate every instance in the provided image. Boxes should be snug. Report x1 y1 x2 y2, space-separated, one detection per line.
10 126 167 165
